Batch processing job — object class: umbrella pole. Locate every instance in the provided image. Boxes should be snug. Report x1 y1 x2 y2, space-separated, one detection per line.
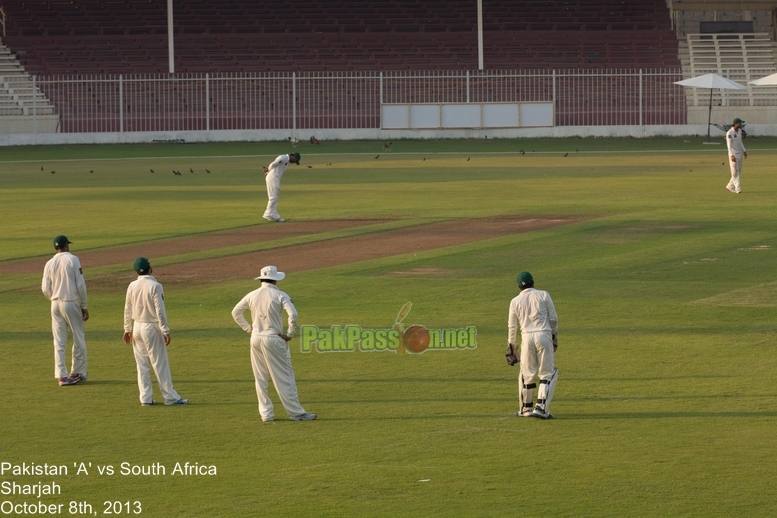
707 87 713 143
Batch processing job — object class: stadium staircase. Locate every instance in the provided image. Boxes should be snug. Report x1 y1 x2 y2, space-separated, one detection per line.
0 42 57 133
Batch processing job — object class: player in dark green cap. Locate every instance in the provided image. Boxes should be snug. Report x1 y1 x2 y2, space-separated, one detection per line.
507 271 559 419
42 235 89 386
122 257 188 406
262 152 301 222
726 118 747 194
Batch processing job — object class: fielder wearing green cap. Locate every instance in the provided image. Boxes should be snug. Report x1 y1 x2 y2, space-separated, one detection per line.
517 271 533 287
133 257 151 274
507 271 559 419
262 151 301 223
726 117 747 194
123 257 188 406
42 235 89 386
53 235 72 249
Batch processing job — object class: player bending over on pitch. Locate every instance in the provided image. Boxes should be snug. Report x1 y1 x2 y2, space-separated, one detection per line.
123 257 189 406
231 266 316 422
262 152 300 222
506 271 559 419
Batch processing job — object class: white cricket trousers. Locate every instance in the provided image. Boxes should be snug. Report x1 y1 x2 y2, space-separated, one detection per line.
727 153 742 193
51 300 87 379
263 173 281 220
520 331 555 383
132 322 182 405
250 334 306 420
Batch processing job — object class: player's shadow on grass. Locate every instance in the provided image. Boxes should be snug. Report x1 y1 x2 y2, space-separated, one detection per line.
79 380 135 386
296 377 508 383
305 398 506 405
560 411 777 419
179 379 253 383
568 375 724 381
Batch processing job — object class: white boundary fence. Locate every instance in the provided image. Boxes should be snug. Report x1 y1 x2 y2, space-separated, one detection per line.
27 69 698 134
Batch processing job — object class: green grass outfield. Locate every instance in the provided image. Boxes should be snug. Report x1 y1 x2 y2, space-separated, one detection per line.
2 137 777 517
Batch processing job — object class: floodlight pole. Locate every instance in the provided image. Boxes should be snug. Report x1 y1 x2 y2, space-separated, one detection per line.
477 0 484 70
707 87 712 143
167 0 175 74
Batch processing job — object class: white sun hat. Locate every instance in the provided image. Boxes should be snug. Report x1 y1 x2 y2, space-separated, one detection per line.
255 265 286 281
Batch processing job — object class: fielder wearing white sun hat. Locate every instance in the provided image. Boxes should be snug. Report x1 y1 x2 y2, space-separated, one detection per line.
255 265 286 282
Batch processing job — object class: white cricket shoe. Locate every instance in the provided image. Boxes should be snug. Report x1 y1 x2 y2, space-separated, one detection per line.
165 398 189 406
532 405 554 420
290 413 317 421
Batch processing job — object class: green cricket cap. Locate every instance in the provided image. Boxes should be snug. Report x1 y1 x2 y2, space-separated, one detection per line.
517 271 533 287
133 257 151 275
733 118 745 125
53 235 72 248
292 151 301 164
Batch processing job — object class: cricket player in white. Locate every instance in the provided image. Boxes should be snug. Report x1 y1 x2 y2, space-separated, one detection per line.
42 235 89 386
123 257 188 406
508 271 559 419
262 152 300 222
231 266 316 422
726 117 747 194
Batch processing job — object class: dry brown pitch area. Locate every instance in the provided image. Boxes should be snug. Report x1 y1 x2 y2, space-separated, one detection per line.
3 218 573 287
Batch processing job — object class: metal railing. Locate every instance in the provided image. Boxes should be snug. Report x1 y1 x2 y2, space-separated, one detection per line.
23 68 777 133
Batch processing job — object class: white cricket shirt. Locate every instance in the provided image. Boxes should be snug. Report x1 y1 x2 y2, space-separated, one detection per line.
267 154 291 179
508 288 558 344
42 251 88 308
726 127 746 156
232 282 298 338
124 275 169 334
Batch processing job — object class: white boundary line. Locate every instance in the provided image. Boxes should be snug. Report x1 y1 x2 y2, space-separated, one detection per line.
1 147 775 164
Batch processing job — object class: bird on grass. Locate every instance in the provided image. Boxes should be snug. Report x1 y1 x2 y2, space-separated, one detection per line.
563 152 568 157
50 171 55 174
190 168 194 173
206 169 211 174
90 170 94 173
422 157 425 161
374 155 380 159
150 169 154 173
307 165 313 169
173 170 181 176
40 166 44 171
383 141 392 151
288 136 299 147
310 136 321 145
326 163 332 166
520 150 525 156
466 157 470 161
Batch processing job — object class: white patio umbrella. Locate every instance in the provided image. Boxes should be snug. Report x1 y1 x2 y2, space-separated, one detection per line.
749 72 777 86
674 73 748 142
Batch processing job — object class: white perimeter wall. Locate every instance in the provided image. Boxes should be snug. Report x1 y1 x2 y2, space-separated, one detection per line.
3 124 777 146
